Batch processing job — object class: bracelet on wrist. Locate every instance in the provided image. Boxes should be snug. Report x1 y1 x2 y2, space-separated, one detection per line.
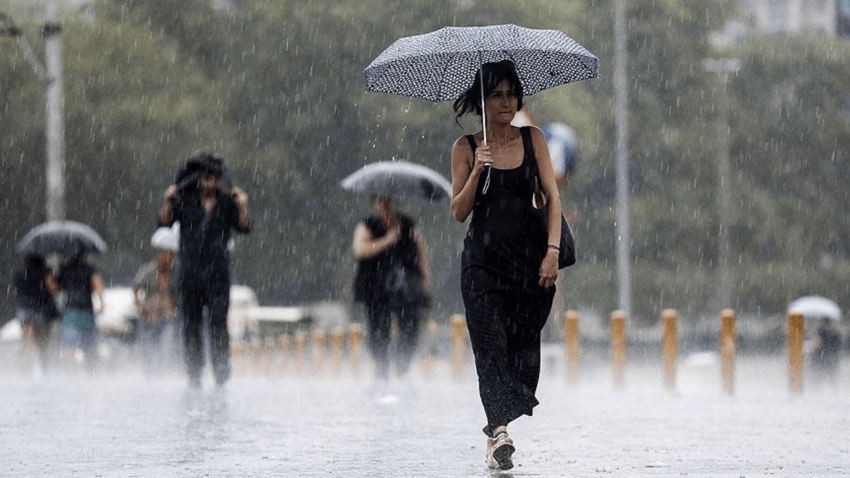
547 244 560 251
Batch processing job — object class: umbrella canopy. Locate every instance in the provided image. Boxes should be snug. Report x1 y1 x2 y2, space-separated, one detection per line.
364 24 597 194
340 161 452 203
788 296 842 321
364 24 598 103
15 221 107 257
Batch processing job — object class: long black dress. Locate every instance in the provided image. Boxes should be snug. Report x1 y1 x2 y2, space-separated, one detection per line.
461 126 555 437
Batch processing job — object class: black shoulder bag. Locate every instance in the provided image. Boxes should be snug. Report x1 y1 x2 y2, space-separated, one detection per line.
523 127 576 269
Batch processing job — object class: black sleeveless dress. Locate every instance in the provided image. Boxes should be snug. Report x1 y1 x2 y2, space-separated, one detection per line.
462 126 547 285
353 214 424 306
460 126 556 436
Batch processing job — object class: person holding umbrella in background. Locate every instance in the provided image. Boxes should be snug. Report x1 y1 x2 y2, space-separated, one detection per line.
450 60 561 471
343 161 447 382
158 152 251 390
351 194 432 381
15 221 109 372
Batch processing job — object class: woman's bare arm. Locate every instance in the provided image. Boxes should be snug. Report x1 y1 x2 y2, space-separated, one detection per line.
451 136 490 222
351 222 400 260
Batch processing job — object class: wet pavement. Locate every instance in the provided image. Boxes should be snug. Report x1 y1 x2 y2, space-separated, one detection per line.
2 343 849 477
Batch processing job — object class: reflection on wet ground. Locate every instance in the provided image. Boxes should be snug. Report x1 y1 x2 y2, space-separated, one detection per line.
2 345 849 477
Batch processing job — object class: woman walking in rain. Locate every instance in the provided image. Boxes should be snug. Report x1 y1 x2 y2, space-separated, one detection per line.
352 194 431 381
450 60 561 471
58 253 105 370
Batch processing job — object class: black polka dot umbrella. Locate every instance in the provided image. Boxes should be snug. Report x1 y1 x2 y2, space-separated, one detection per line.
364 24 598 103
364 24 598 193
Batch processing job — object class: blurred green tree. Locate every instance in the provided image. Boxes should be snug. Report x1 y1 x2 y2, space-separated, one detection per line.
2 0 848 330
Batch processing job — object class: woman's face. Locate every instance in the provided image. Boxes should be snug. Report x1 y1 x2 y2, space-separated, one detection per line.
199 173 222 192
484 79 519 124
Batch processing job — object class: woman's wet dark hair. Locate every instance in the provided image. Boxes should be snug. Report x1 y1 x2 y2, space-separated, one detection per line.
175 151 227 194
187 151 225 178
452 60 523 125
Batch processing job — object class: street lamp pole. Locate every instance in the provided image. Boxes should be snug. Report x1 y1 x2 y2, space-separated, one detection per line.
613 0 632 319
0 5 65 222
44 3 65 222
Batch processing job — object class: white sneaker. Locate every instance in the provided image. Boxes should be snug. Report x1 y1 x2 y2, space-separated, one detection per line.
485 432 515 470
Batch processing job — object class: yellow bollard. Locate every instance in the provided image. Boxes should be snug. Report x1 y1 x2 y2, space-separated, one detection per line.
610 310 626 391
661 309 678 392
250 338 264 377
564 310 580 386
720 309 736 395
230 340 247 377
451 314 467 382
312 329 326 376
330 326 345 377
263 337 276 376
294 331 307 376
278 334 290 375
788 311 805 395
349 323 363 378
419 320 439 381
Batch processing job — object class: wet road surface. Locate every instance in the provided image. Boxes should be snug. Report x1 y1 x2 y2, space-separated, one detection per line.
2 345 849 477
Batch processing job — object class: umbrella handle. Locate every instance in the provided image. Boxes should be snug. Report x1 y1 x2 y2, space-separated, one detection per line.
480 65 487 147
478 63 493 194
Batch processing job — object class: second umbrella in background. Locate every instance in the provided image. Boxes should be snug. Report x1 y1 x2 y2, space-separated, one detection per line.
342 162 449 381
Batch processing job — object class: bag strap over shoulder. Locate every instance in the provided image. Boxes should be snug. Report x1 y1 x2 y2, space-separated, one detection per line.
521 126 547 208
520 126 537 174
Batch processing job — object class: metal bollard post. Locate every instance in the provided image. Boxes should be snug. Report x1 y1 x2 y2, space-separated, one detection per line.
720 309 736 395
788 311 804 395
662 309 678 392
349 324 363 378
330 326 345 377
610 310 626 391
564 310 580 386
451 314 466 382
